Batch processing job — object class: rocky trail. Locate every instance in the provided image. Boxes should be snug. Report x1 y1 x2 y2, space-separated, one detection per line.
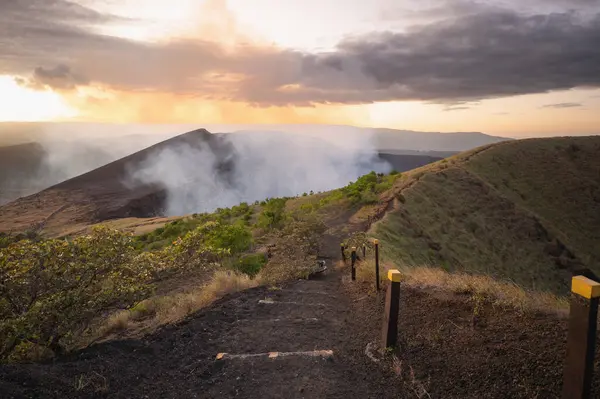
0 267 406 398
4 257 600 398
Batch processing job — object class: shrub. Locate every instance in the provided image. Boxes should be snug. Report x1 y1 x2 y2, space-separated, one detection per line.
0 232 41 249
257 216 326 284
0 221 239 361
258 198 288 229
167 222 242 271
235 254 267 278
0 226 154 361
340 171 401 205
231 202 250 217
342 171 378 204
202 222 253 254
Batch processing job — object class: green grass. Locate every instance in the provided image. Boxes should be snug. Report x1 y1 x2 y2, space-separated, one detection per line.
372 136 600 295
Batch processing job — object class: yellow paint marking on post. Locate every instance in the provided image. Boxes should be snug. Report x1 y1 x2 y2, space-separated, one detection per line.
268 352 278 358
216 353 226 360
387 269 402 282
373 239 379 244
571 276 600 299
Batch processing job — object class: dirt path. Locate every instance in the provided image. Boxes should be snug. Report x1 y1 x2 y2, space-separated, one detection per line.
0 268 406 398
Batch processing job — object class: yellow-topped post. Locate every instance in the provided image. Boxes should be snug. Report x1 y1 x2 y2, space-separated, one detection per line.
340 242 346 263
571 275 600 299
382 268 401 348
562 273 600 399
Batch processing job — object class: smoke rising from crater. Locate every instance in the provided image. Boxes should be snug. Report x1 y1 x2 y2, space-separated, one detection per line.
128 130 392 216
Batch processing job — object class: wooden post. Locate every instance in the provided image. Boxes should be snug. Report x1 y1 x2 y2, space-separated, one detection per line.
341 243 346 263
374 239 380 291
562 275 600 399
382 269 401 348
362 244 366 258
351 247 357 281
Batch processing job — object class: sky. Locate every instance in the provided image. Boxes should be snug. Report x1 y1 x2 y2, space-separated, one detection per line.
1 0 599 137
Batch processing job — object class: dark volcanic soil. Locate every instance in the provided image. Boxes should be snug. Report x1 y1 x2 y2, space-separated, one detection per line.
0 271 406 399
347 277 600 399
2 262 598 398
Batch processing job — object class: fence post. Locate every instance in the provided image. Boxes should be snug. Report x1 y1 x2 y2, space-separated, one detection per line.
351 247 357 281
382 269 401 348
562 275 600 399
341 243 346 263
374 239 380 291
362 244 366 258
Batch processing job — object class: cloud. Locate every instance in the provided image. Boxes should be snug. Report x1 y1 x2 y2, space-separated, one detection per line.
2 0 600 106
18 64 89 90
542 102 583 108
444 106 471 111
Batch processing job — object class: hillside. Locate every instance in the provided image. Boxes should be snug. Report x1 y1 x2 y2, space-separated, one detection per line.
2 136 600 398
371 129 510 152
0 123 508 207
0 132 175 206
0 129 232 236
0 142 45 205
372 136 600 294
0 129 444 237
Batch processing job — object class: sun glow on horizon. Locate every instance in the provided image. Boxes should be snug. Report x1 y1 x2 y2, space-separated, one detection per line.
0 76 77 122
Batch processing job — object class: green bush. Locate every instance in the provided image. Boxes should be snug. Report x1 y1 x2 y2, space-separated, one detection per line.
0 232 41 249
235 254 267 278
342 171 378 204
0 226 153 361
202 221 252 254
340 171 401 205
231 202 250 217
0 222 237 362
258 198 288 229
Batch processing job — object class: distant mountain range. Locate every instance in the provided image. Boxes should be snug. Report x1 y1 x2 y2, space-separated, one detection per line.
0 123 512 207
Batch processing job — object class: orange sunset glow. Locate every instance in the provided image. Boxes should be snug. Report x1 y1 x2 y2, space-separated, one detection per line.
1 0 599 138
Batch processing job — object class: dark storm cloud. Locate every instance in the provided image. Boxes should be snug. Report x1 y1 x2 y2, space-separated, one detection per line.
324 11 600 104
2 0 600 105
542 102 583 108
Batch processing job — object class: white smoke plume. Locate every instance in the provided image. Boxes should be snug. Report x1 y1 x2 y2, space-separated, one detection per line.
128 130 391 216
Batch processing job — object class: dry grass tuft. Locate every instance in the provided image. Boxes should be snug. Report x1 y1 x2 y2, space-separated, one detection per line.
103 311 131 334
401 266 569 315
99 270 258 339
354 259 568 315
355 259 386 289
151 270 259 324
334 260 347 270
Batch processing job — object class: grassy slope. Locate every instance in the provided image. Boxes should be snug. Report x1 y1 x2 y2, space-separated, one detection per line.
372 136 600 294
